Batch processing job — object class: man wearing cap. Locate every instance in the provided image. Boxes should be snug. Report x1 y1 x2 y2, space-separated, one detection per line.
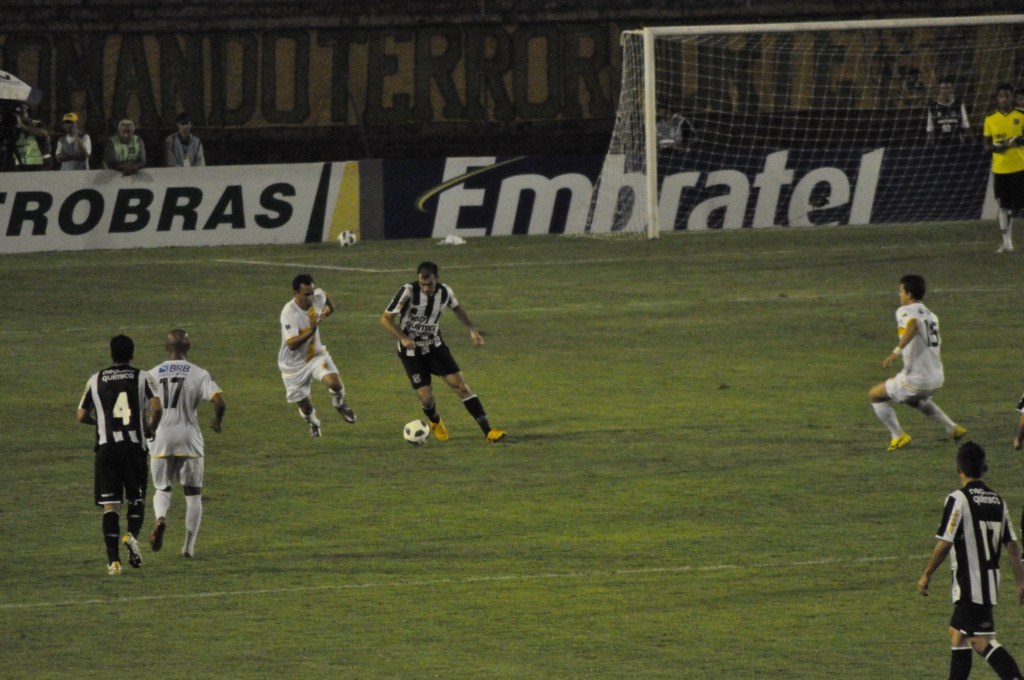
12 104 53 171
164 113 205 167
103 118 146 176
55 112 92 170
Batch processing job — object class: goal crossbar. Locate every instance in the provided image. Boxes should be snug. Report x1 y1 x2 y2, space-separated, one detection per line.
633 15 1024 39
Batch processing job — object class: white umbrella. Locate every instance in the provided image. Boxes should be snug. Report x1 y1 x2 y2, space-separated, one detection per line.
0 70 34 102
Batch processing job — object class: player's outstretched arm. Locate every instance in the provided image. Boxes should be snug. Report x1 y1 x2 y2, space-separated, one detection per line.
211 393 226 434
452 305 484 347
918 539 952 596
883 318 917 368
380 311 416 350
1003 541 1024 605
1013 414 1024 450
146 396 163 440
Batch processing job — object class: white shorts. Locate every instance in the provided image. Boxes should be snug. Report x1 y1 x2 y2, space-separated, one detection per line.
885 374 937 404
281 352 339 403
151 456 204 489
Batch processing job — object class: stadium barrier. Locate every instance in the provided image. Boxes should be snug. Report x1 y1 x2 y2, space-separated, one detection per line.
0 147 999 253
0 162 357 253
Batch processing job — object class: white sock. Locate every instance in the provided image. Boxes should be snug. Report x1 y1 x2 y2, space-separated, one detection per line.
330 386 346 407
184 494 202 555
872 401 904 439
914 399 957 432
999 210 1013 248
153 488 172 521
300 408 321 427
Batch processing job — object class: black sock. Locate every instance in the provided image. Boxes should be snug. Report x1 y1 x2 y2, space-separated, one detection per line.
984 644 1023 680
102 511 121 563
422 404 439 423
126 499 145 538
462 395 490 434
949 648 972 680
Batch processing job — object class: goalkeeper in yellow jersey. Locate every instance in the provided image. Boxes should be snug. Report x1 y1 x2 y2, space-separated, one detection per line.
983 84 1024 253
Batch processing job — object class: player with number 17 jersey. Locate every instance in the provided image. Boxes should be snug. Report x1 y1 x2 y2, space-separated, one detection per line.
148 360 222 458
896 301 943 391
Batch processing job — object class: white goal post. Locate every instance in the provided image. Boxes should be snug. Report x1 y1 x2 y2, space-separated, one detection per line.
585 15 1024 238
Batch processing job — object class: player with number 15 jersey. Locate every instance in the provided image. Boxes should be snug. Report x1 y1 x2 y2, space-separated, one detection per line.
895 298 943 392
868 275 965 452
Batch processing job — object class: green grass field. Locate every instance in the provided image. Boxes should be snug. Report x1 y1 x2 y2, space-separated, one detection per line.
4 221 1024 678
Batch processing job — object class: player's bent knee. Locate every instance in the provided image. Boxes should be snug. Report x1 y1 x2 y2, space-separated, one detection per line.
973 637 997 655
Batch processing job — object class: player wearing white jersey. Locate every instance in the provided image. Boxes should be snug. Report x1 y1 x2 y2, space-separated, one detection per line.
868 275 966 451
148 329 225 558
279 273 355 437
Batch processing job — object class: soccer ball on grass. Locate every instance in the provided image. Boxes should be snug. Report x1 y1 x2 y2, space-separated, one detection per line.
403 419 429 445
338 230 358 247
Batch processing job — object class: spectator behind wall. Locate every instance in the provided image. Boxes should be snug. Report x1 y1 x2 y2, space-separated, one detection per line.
12 104 53 171
103 119 146 176
164 113 205 167
55 112 92 170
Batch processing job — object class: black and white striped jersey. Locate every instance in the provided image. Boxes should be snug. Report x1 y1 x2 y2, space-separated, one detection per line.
926 100 970 139
384 281 460 356
79 365 157 449
936 481 1017 605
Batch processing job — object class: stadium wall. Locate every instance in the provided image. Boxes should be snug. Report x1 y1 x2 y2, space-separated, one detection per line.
1 1 1020 162
0 162 358 253
0 148 999 253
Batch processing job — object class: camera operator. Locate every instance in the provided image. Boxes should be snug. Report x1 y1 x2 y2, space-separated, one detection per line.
12 104 53 171
55 112 91 170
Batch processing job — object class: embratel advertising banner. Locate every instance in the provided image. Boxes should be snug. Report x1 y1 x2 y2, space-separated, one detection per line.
380 146 995 239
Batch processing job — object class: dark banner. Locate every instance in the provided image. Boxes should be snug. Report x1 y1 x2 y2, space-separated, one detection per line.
0 26 619 130
380 145 993 238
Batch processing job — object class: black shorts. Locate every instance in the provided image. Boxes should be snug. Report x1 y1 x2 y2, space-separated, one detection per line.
94 442 148 506
994 171 1024 212
950 600 996 637
398 345 461 390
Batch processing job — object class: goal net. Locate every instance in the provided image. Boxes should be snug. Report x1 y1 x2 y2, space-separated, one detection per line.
585 15 1024 238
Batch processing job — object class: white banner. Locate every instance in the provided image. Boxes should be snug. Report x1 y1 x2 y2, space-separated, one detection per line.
0 162 358 253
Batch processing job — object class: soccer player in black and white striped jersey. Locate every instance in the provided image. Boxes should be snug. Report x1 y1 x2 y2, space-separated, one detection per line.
381 261 505 443
78 335 162 575
918 442 1024 680
926 78 972 145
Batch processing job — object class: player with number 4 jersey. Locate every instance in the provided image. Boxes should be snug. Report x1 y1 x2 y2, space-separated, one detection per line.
868 275 966 452
77 334 162 575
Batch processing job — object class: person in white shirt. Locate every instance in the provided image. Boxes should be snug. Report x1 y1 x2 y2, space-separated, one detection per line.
148 329 225 558
163 112 205 167
868 274 966 451
55 112 91 170
279 273 356 437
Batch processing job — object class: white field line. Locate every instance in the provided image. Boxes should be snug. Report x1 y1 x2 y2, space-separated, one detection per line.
1 553 929 610
210 257 636 273
207 238 996 274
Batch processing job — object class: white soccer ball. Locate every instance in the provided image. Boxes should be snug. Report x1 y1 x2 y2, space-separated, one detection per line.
403 419 429 445
338 230 358 247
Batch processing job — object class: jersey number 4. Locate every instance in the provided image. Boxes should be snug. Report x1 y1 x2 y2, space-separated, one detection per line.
112 391 132 425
